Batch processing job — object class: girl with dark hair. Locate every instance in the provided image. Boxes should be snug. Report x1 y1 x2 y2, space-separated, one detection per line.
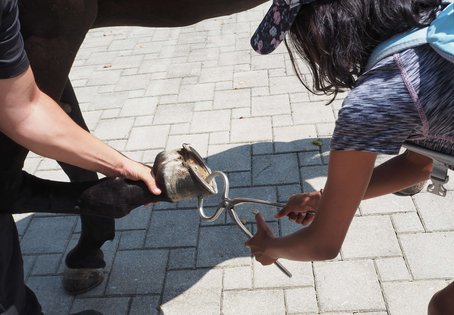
247 0 454 313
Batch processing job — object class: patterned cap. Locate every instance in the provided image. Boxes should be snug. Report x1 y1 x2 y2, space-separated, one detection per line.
251 0 316 54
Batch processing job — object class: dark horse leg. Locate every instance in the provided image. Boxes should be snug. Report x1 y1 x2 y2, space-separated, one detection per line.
17 0 111 294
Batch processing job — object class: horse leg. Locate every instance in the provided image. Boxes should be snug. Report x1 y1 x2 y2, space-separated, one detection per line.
56 81 115 288
18 0 109 293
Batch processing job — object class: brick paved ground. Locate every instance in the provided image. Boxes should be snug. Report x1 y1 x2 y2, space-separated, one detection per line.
16 4 454 315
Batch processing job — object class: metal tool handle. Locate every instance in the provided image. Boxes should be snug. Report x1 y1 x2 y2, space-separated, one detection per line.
197 170 292 277
228 208 292 278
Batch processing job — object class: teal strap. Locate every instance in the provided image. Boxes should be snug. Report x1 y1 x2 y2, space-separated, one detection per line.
366 2 454 71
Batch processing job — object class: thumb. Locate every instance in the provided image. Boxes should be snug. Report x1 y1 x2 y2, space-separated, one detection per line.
255 212 274 237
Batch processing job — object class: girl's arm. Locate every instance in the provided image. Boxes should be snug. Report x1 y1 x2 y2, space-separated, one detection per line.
276 150 432 224
364 150 432 199
0 67 161 195
246 150 377 263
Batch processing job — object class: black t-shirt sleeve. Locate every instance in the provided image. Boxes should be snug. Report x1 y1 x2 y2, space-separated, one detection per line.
0 0 29 79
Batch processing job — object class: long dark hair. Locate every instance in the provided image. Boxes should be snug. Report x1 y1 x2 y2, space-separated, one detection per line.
286 0 442 102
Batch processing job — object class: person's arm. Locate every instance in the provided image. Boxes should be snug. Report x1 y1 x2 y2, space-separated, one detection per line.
0 67 161 195
275 149 432 224
246 150 376 264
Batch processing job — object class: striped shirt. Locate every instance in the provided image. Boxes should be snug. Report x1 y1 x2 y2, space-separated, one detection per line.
331 45 454 156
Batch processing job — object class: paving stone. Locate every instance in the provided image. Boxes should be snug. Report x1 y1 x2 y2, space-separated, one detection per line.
178 83 215 103
391 212 425 233
153 103 194 124
399 232 454 279
94 117 134 140
200 66 235 83
115 206 152 230
168 248 196 270
274 125 318 153
125 125 170 150
272 114 293 127
130 295 161 315
232 107 251 119
21 216 76 254
145 78 181 96
223 289 285 315
228 171 252 187
190 109 231 132
314 260 385 312
270 75 307 95
223 266 252 290
382 280 447 315
26 275 73 315
115 74 151 92
13 213 33 236
207 143 251 172
197 225 251 268
375 257 411 281
71 297 130 315
194 100 213 111
169 122 191 135
166 134 209 155
285 287 318 314
107 249 168 294
209 131 230 145
145 210 199 248
300 165 328 192
119 96 158 117
360 194 416 215
252 53 285 70
32 254 62 275
213 89 250 109
118 230 146 250
299 150 323 166
219 51 251 66
252 94 291 116
161 269 222 315
229 186 279 221
233 70 269 89
22 255 36 280
292 102 336 124
252 153 300 185
414 192 454 231
253 259 313 288
231 117 272 143
341 216 401 259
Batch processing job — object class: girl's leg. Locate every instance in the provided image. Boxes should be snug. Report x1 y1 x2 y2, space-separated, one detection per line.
428 282 454 315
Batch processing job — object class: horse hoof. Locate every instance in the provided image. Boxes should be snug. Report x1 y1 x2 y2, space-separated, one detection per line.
153 144 217 202
63 267 104 295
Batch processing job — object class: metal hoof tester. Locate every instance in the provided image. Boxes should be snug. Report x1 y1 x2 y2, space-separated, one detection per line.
156 144 292 277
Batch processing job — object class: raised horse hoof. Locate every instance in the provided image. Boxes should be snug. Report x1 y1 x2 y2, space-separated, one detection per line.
393 180 427 196
153 143 218 202
63 267 104 295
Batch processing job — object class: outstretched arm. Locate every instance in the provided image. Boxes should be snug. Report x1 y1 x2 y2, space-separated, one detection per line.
0 67 161 195
246 150 377 263
276 149 432 224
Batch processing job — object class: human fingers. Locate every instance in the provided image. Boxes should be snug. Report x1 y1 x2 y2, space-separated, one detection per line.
254 253 276 266
302 213 315 225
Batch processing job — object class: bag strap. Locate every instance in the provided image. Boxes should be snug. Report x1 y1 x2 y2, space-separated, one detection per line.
365 1 454 71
